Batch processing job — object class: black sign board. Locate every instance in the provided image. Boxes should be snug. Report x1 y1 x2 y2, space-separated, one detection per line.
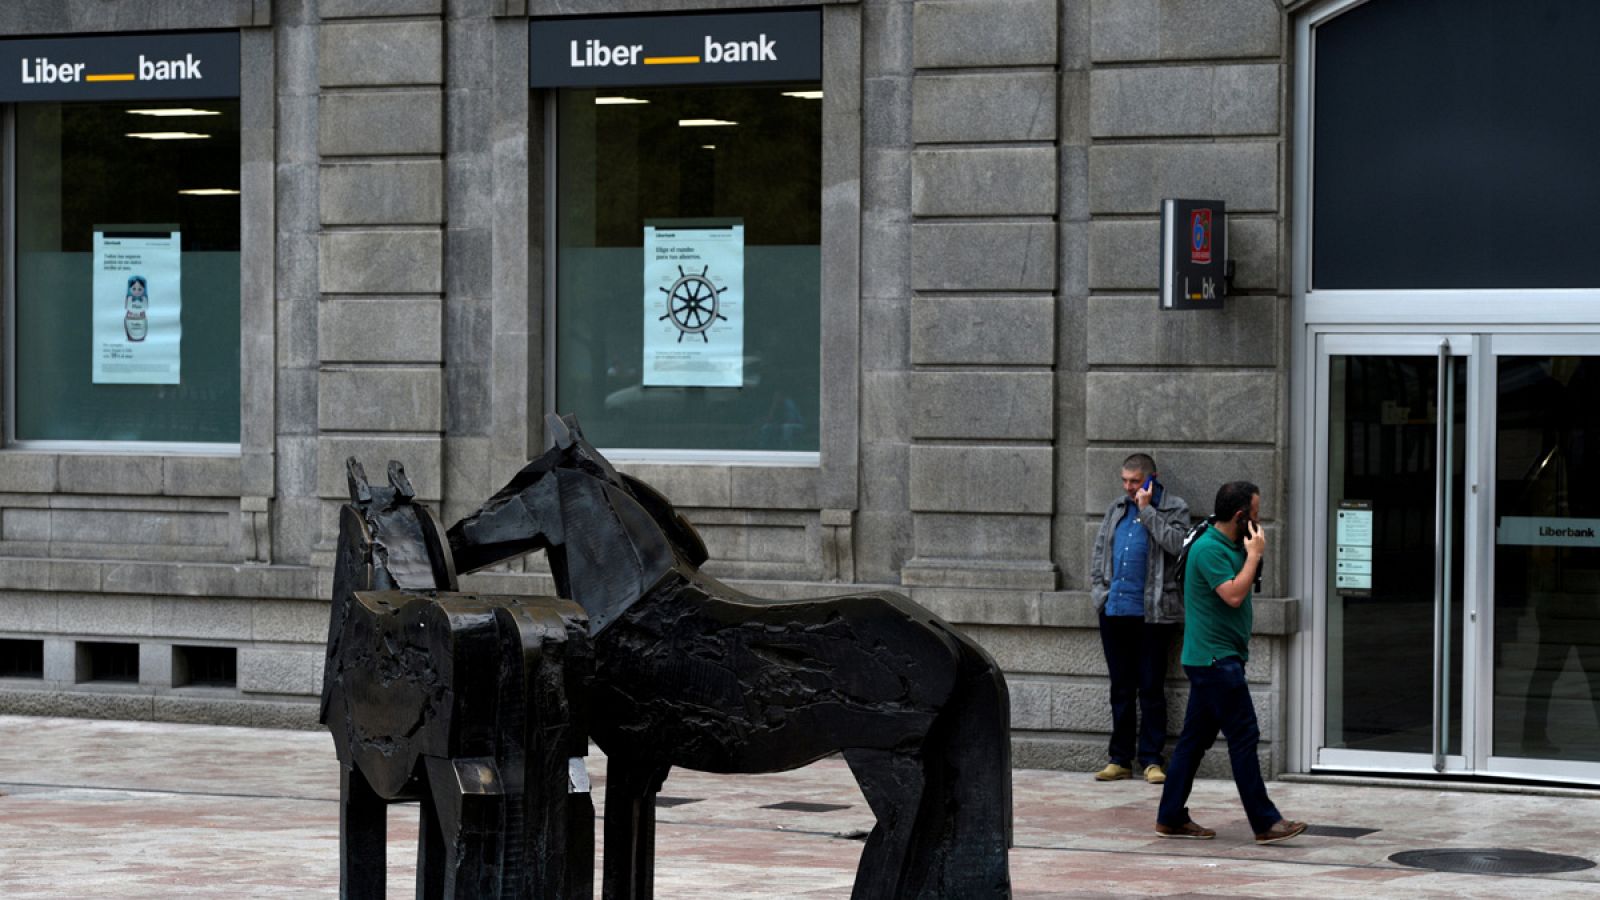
0 31 239 103
1160 198 1227 311
531 10 821 88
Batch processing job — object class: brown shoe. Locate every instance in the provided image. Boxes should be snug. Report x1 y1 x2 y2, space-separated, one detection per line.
1154 820 1215 840
1143 764 1166 784
1255 819 1308 845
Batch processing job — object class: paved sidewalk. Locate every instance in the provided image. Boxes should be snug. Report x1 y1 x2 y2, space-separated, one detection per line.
1 716 1597 898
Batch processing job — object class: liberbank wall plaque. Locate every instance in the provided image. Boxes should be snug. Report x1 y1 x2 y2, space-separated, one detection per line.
0 31 239 102
1160 198 1227 311
530 10 821 87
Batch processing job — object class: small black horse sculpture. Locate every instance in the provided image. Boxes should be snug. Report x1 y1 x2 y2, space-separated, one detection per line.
446 417 1013 900
322 459 594 899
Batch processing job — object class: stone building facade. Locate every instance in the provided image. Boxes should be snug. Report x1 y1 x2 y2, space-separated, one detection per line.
5 0 1595 786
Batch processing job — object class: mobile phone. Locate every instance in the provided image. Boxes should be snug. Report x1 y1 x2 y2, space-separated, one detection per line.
1141 475 1154 491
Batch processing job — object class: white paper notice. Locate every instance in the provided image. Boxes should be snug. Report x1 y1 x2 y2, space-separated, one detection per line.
92 230 181 385
643 224 744 387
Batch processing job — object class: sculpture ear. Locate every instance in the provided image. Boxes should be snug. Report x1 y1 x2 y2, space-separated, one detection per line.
562 413 583 440
346 457 372 503
547 413 574 450
386 460 415 500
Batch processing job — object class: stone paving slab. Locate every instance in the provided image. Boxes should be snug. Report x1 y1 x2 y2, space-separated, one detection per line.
1 716 1598 897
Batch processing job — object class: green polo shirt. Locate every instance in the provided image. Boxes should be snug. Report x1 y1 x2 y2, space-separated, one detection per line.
1180 526 1253 666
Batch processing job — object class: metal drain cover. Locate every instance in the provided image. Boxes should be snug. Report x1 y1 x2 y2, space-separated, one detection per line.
1390 848 1595 875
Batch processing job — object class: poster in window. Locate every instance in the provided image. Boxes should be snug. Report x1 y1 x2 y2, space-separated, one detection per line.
92 229 181 385
642 223 744 387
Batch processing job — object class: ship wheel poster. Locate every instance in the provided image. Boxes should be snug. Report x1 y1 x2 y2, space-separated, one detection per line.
642 222 745 387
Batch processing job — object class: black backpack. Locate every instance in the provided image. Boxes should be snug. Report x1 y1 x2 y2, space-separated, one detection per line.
1171 515 1217 592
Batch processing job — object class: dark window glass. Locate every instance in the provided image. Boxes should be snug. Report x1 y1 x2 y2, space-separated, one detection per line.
13 100 241 442
1313 0 1600 289
555 84 821 452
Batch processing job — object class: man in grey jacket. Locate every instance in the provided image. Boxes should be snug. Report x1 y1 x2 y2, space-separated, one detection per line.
1090 453 1190 784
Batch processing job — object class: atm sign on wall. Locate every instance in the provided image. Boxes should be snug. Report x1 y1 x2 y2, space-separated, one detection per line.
1160 198 1228 311
0 32 239 102
531 10 821 87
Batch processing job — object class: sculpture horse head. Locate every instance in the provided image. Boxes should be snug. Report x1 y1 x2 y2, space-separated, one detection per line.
446 415 709 634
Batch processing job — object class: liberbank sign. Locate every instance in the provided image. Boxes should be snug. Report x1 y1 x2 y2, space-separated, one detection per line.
530 10 821 87
0 31 239 102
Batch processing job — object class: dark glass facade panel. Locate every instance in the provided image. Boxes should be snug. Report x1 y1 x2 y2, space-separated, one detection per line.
13 100 241 443
556 84 821 452
1313 0 1600 289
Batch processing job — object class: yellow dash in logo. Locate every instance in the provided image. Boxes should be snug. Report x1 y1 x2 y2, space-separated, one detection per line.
643 56 700 65
86 73 136 82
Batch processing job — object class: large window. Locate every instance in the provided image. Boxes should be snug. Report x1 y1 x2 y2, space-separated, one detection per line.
10 99 241 445
554 83 822 454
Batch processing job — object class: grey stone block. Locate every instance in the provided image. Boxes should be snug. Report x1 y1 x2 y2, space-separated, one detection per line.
319 89 443 157
1088 142 1279 215
140 644 173 689
163 457 242 498
909 445 1054 514
316 436 442 500
902 559 1056 590
909 588 1042 627
153 695 322 729
57 456 163 496
910 295 1055 366
318 366 443 432
910 372 1054 440
43 638 74 682
614 464 730 508
852 509 912 585
0 689 154 722
1229 216 1279 291
913 0 1057 68
729 466 820 510
863 75 911 151
1092 0 1282 62
911 147 1057 217
320 0 442 18
0 591 58 632
60 597 155 638
958 624 1103 675
1085 294 1280 367
860 442 909 512
1083 446 1276 516
319 229 443 294
863 0 911 76
862 372 911 444
1010 679 1052 730
913 513 1052 561
1010 734 1104 771
0 0 254 34
319 296 443 363
239 647 322 696
913 72 1056 144
319 20 441 87
911 223 1056 291
1090 64 1278 138
1085 371 1278 444
152 599 254 641
861 293 910 372
2 509 50 542
320 160 443 225
0 453 57 493
252 600 331 644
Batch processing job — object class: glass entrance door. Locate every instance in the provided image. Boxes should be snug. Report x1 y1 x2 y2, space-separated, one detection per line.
1485 336 1600 782
1312 332 1600 784
1315 334 1474 774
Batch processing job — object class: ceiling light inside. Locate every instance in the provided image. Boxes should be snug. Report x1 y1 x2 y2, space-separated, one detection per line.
178 188 241 196
127 108 222 117
595 96 649 105
781 90 824 100
126 132 210 140
701 144 716 150
678 118 737 127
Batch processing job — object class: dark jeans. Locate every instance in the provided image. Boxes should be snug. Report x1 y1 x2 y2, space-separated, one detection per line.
1098 612 1176 768
1156 657 1282 835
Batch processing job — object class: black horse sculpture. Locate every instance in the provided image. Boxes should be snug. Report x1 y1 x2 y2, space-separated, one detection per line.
322 459 594 899
446 416 1013 900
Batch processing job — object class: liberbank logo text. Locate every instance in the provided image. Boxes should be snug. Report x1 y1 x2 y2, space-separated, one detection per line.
531 10 820 87
20 53 204 85
569 33 778 68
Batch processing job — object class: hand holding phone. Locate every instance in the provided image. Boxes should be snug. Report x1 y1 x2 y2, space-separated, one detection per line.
1135 475 1155 509
1243 519 1267 557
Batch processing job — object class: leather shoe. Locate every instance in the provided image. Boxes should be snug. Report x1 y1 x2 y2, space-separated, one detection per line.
1255 819 1308 845
1093 763 1131 782
1154 820 1215 840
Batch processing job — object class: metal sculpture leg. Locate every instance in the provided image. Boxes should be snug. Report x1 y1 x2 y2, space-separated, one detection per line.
601 759 669 900
424 756 509 899
339 765 388 900
842 748 926 900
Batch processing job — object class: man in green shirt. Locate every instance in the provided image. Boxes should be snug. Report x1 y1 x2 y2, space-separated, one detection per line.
1154 481 1306 845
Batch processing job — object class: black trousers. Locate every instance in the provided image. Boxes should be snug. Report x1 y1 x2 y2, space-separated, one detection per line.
1098 612 1177 768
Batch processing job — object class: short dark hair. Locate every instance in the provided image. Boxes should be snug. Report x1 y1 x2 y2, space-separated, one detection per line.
1214 481 1259 522
1121 453 1157 478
